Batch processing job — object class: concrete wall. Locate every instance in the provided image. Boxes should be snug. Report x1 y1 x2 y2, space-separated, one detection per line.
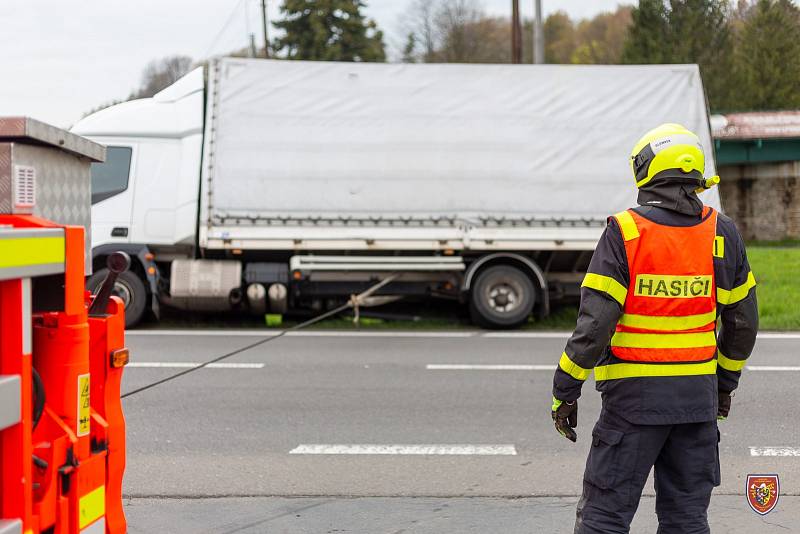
718 161 800 241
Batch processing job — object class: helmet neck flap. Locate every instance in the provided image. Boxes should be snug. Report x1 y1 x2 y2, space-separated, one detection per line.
637 179 704 217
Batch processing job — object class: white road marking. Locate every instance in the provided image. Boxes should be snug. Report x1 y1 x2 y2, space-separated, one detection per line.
427 364 799 372
427 364 555 371
284 331 474 338
125 329 800 339
126 330 473 338
750 447 800 457
757 333 800 339
289 444 517 455
481 332 569 338
127 330 275 337
126 362 264 369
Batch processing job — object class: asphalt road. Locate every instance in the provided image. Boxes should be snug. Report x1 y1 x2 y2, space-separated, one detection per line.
120 330 800 532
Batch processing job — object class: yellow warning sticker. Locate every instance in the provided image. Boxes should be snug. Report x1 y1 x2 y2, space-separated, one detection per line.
77 373 90 437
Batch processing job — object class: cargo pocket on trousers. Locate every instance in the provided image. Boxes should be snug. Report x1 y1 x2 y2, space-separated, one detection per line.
584 423 627 490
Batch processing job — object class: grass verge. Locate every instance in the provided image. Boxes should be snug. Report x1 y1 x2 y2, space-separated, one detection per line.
748 246 800 330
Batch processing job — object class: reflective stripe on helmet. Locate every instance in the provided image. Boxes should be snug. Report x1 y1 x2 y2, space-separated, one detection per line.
630 124 706 188
595 359 717 381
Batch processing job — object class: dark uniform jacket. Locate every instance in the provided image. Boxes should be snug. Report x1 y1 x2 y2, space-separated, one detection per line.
552 204 758 425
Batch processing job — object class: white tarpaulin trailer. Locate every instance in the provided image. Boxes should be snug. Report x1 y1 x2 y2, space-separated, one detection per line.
200 58 719 251
76 57 722 328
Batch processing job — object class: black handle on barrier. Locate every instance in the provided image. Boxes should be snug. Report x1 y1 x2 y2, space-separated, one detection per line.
89 252 131 317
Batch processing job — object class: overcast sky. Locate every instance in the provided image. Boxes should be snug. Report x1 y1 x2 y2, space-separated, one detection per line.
0 0 630 128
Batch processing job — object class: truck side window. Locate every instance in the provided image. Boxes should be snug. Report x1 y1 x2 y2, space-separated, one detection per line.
91 146 132 204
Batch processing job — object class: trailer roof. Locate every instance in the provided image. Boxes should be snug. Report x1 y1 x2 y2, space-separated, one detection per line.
200 59 720 237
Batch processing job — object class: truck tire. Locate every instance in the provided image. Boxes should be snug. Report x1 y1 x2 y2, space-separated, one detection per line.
87 268 147 328
469 265 536 329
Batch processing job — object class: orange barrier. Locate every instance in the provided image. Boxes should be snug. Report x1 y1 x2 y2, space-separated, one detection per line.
0 215 127 534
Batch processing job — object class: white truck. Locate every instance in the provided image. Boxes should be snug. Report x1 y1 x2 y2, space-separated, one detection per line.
73 58 719 328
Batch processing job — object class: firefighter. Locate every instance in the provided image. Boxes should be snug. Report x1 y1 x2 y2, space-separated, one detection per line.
550 123 758 533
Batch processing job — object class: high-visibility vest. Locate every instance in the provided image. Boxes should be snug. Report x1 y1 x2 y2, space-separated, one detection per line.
610 207 718 363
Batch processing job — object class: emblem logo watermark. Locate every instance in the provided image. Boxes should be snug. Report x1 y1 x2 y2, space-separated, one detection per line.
746 474 779 515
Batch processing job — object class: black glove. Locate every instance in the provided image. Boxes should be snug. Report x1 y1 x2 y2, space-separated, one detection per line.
551 397 578 442
718 391 732 421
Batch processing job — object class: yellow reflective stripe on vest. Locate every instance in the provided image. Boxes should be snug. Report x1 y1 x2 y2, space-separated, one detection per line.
717 271 756 305
595 360 717 381
558 352 592 381
614 210 640 241
717 350 747 372
617 310 717 331
713 236 724 258
582 273 627 306
611 330 716 349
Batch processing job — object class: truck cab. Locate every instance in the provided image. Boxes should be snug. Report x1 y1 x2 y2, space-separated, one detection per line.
73 68 205 326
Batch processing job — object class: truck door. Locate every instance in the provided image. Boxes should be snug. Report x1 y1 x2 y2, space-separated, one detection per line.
90 144 136 247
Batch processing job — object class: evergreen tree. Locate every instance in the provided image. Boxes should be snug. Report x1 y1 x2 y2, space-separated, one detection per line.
402 33 418 63
732 0 800 110
621 0 670 64
621 1 733 110
272 0 385 62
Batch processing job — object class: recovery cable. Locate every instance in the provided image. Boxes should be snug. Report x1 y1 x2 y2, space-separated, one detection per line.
120 274 398 399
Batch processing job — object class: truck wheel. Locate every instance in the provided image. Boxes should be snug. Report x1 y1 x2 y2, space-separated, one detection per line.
87 268 147 328
469 265 535 329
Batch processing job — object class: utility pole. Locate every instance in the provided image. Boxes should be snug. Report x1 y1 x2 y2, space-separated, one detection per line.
261 0 270 58
511 0 522 64
533 0 544 64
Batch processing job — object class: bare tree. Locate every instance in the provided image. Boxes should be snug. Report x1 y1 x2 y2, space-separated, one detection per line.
403 0 508 63
571 7 632 64
435 0 486 62
400 2 634 65
132 55 194 99
403 0 440 61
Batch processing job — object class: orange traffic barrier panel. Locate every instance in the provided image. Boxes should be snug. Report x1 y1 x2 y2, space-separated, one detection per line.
0 118 127 534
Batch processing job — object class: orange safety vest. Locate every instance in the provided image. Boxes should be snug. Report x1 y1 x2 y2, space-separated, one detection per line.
610 207 718 363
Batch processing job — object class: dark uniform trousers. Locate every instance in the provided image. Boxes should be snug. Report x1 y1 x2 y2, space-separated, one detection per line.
574 409 720 534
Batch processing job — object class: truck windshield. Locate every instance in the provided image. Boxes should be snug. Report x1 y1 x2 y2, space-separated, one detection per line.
91 146 132 204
